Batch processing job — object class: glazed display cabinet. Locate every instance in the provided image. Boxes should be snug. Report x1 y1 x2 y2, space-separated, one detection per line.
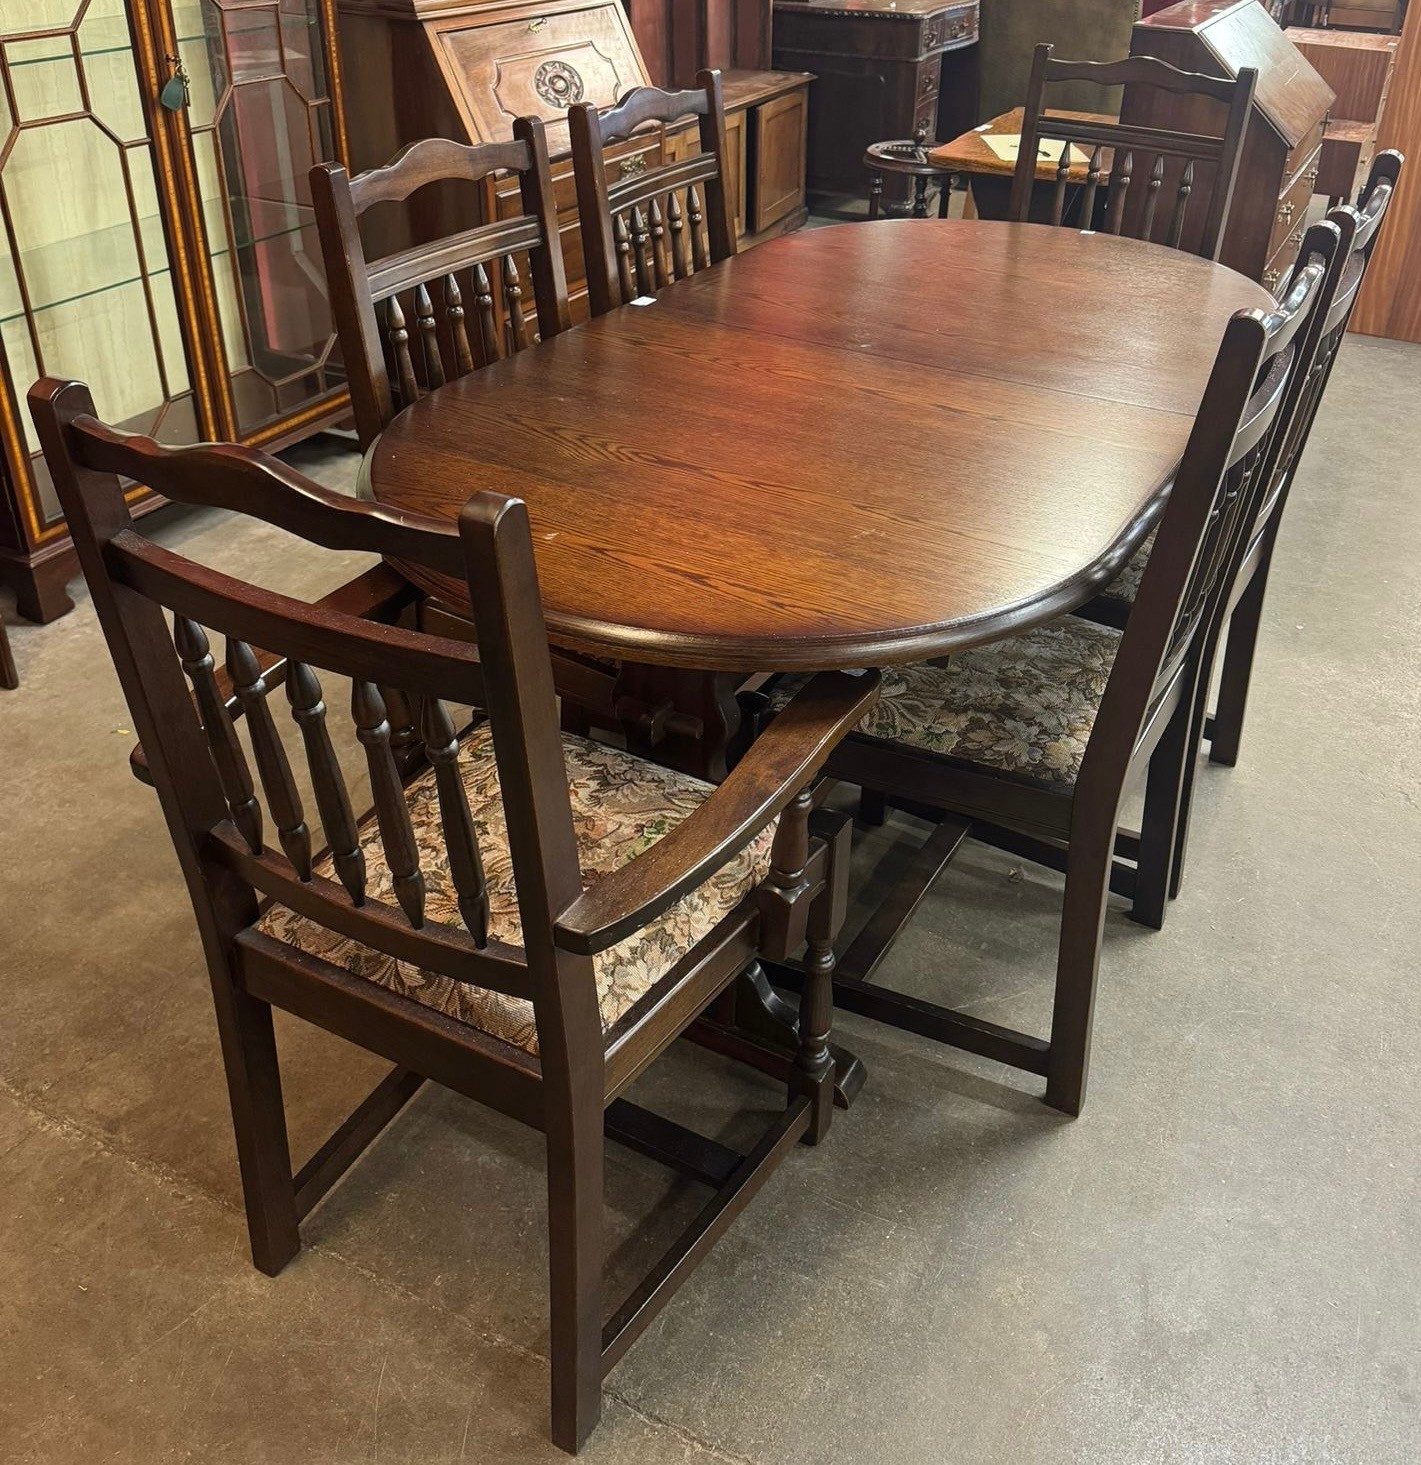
0 0 350 623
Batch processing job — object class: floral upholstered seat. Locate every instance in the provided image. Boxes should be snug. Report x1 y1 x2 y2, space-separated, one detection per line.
1097 528 1154 607
770 618 1121 791
257 726 775 1055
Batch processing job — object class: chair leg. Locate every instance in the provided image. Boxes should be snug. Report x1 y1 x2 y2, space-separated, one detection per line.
546 1075 605 1453
1130 689 1197 930
1044 825 1113 1116
0 614 16 690
796 812 850 1143
938 174 953 219
868 172 884 220
214 985 301 1276
1208 559 1271 769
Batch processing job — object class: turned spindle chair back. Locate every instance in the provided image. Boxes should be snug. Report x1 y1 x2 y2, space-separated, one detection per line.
312 122 572 449
1009 46 1255 259
569 69 736 316
30 378 583 1032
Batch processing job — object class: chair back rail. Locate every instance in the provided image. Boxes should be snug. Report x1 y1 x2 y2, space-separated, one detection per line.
27 378 602 1040
1077 221 1338 805
1266 151 1405 509
311 121 572 449
1010 45 1256 259
569 69 736 316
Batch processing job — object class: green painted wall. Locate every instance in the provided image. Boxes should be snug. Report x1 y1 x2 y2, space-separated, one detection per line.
978 0 1142 119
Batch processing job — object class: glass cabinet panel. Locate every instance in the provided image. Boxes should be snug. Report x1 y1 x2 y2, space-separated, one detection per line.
179 0 343 440
0 0 200 527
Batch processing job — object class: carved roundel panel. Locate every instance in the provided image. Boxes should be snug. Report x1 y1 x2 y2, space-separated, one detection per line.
534 59 585 110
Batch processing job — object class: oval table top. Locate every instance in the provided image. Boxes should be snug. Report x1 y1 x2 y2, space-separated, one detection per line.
368 219 1273 672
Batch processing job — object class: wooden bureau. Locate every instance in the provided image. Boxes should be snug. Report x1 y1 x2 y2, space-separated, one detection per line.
771 0 981 203
1127 0 1334 289
1286 27 1400 204
336 0 810 321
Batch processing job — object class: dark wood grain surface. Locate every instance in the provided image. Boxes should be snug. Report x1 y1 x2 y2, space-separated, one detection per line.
368 218 1272 671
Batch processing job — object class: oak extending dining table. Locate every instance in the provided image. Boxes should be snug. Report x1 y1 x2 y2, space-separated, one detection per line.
367 216 1273 780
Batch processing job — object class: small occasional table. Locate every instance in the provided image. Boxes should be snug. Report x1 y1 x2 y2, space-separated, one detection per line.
927 106 1116 220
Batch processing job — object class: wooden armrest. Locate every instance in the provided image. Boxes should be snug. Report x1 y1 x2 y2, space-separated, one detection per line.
129 563 420 787
554 670 879 956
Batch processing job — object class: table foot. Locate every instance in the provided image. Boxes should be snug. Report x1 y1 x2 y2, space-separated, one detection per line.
685 962 866 1110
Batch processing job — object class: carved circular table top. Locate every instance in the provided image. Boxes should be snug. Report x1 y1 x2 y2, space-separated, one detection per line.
368 219 1272 672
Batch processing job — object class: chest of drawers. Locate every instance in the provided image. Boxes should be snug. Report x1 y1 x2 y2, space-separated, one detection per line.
771 0 980 201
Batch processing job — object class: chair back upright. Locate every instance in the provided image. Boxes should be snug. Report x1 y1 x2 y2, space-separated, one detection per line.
1264 150 1405 517
27 376 599 1060
569 69 736 316
1078 220 1338 805
1009 45 1256 259
311 123 572 449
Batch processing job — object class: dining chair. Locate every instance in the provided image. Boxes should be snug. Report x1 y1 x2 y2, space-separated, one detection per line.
1205 150 1404 768
1079 154 1404 905
569 69 736 316
30 375 878 1454
768 237 1333 1117
311 121 572 451
1009 44 1256 259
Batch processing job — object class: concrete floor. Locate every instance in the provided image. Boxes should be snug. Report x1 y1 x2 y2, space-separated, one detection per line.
2 333 1419 1464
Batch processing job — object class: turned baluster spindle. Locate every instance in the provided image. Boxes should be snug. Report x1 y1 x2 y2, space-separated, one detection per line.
414 281 445 390
1050 142 1072 226
687 185 709 273
1107 151 1133 235
386 293 420 408
286 662 365 904
173 616 262 853
1167 160 1195 249
1141 154 1166 242
227 638 311 879
628 204 654 297
667 190 690 280
613 212 636 303
444 273 475 376
1082 146 1104 227
649 196 671 288
352 681 425 927
421 698 489 945
503 253 530 352
472 261 499 365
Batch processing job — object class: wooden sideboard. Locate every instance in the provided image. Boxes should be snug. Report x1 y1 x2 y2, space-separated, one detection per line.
1127 0 1334 289
771 0 980 204
336 0 809 320
1286 27 1399 203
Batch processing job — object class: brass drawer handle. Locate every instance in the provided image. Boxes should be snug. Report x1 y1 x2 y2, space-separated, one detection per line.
528 16 547 30
1289 228 1304 247
1306 167 1319 187
1278 201 1295 223
1264 268 1281 289
619 154 648 179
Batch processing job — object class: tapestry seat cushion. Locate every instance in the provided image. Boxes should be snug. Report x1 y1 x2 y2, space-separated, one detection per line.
257 726 774 1055
769 618 1121 791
